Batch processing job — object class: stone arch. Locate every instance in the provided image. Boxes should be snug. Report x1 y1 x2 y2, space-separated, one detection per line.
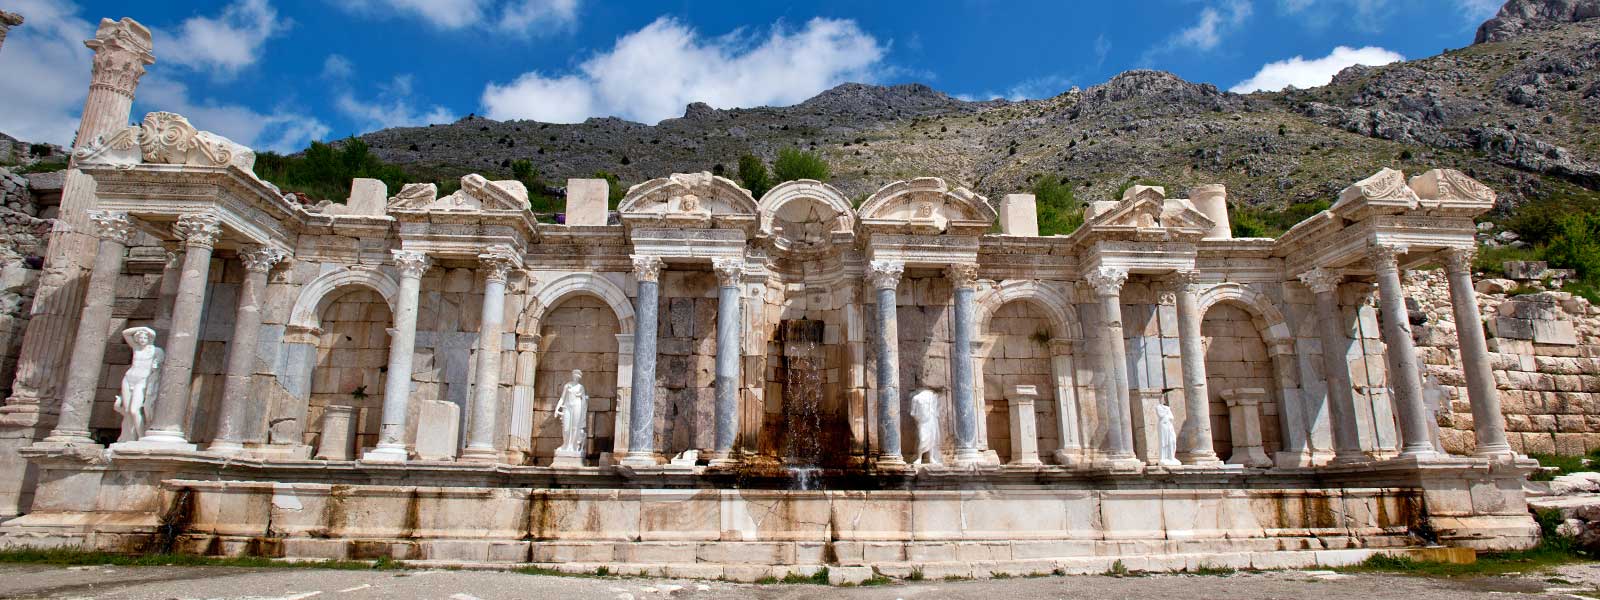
858 177 996 228
975 280 1081 341
1195 283 1290 346
758 179 855 236
1195 282 1302 465
617 172 758 216
519 273 636 336
288 267 399 332
974 279 1084 465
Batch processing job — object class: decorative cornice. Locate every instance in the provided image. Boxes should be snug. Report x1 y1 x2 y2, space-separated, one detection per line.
1367 243 1407 275
1086 266 1128 297
391 250 431 279
173 213 222 249
1298 267 1342 295
945 263 978 289
712 257 743 287
86 210 133 244
239 246 288 274
866 260 905 290
478 244 517 283
1440 247 1475 275
631 254 663 283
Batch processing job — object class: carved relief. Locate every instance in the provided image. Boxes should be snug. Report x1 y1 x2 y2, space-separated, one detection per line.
631 255 664 283
87 210 133 244
866 260 905 290
391 250 431 279
619 172 757 216
1297 267 1343 295
240 246 289 273
173 213 222 248
1086 266 1128 297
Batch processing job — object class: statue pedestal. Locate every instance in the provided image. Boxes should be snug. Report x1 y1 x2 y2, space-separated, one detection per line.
550 449 584 468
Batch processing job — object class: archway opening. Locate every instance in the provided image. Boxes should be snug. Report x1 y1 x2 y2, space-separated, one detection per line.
980 300 1060 464
306 288 392 452
1201 301 1281 462
535 294 621 463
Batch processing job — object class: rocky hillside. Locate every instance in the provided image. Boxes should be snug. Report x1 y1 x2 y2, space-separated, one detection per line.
352 0 1599 212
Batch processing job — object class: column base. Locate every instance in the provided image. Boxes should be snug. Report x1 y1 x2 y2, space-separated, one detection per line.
1331 450 1371 465
619 451 659 467
875 453 908 472
1097 457 1145 473
361 444 409 463
550 451 585 468
953 447 984 467
110 439 197 452
37 431 98 447
1178 452 1225 468
1052 449 1086 468
458 447 500 463
707 451 738 468
1273 451 1315 469
1007 456 1045 467
1398 447 1446 462
206 440 247 456
1474 443 1519 461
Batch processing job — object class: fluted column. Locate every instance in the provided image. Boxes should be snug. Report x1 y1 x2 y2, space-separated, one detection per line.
0 11 22 56
136 213 220 448
947 263 982 466
1173 270 1222 466
462 246 516 462
3 18 153 425
206 246 287 453
1439 248 1512 458
362 250 429 462
710 257 743 465
43 211 133 445
1300 267 1365 463
1369 244 1437 459
868 260 906 467
621 255 663 467
1087 267 1137 464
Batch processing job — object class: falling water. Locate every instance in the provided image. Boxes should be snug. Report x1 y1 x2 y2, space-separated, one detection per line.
781 320 826 490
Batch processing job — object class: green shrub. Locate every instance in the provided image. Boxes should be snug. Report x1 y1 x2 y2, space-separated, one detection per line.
772 147 830 183
1033 174 1084 236
256 138 417 202
737 154 771 199
592 170 625 208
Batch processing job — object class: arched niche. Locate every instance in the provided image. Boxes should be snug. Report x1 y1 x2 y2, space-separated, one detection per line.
1194 283 1305 466
858 177 996 233
275 267 401 452
973 280 1085 465
757 179 855 254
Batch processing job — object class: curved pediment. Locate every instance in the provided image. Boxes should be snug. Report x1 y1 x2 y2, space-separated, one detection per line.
617 172 758 218
758 179 855 253
857 177 995 234
391 174 529 212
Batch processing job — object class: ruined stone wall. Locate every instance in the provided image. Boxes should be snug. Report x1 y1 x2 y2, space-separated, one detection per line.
533 294 619 461
0 167 51 400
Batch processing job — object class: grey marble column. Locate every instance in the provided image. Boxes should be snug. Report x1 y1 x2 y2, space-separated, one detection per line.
1087 266 1137 464
44 211 133 445
207 246 287 453
1172 270 1222 466
461 246 516 462
868 260 906 466
710 257 743 465
621 255 663 467
137 214 221 448
362 250 429 462
947 263 982 465
1441 248 1513 458
1369 244 1437 459
1300 267 1365 463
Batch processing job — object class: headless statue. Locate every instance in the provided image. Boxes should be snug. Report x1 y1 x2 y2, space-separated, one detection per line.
555 369 588 454
115 327 163 442
1155 402 1181 467
909 388 943 465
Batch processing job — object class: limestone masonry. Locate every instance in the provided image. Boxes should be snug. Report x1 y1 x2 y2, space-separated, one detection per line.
1 12 1593 582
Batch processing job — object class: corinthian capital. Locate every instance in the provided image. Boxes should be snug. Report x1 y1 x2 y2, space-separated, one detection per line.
866 260 905 290
240 246 288 273
85 18 154 100
1086 266 1128 297
1297 267 1342 294
1440 247 1475 274
1367 243 1407 275
173 213 221 248
712 257 743 287
631 255 663 283
946 263 978 289
479 245 517 283
87 210 133 244
391 250 430 279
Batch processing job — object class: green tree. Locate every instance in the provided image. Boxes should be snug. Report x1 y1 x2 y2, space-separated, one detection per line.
737 154 771 198
1033 175 1084 236
772 147 830 183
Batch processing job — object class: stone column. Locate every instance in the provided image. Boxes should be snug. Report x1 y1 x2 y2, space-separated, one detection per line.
3 18 153 426
0 11 22 56
207 246 287 453
947 263 982 466
43 211 133 445
136 213 220 448
1006 384 1043 466
1300 267 1365 463
621 255 662 467
1087 266 1137 465
1172 270 1222 467
462 247 516 462
1441 248 1513 458
362 250 429 462
1221 388 1272 467
1369 244 1437 459
710 257 743 466
1048 340 1084 466
868 260 906 467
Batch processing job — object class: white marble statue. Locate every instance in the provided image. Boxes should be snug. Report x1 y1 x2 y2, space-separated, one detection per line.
114 327 162 442
909 388 943 465
1155 402 1181 467
555 369 588 454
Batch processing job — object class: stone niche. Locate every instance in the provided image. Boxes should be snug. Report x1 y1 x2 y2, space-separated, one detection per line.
979 301 1060 463
533 294 620 462
306 288 391 451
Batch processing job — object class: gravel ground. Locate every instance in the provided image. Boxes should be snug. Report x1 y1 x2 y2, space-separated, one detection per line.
1 562 1599 600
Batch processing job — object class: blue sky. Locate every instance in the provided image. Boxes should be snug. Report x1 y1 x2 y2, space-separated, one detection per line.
0 0 1501 154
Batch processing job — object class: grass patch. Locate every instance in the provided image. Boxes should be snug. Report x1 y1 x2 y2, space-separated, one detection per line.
1337 534 1590 578
906 566 925 581
859 574 893 586
753 575 779 584
1105 559 1131 577
0 547 393 570
779 566 828 584
1190 563 1236 576
1528 451 1597 481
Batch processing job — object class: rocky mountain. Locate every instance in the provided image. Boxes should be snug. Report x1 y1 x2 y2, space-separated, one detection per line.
322 2 1600 210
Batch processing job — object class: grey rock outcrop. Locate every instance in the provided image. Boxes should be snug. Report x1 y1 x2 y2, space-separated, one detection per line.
1476 0 1600 43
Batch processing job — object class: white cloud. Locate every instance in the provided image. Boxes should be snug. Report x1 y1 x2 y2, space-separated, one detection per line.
153 0 287 76
482 17 885 124
1456 0 1503 20
1175 0 1253 51
1276 0 1396 32
496 0 579 34
137 76 330 153
1229 45 1403 93
338 0 578 34
322 54 354 80
336 75 457 133
0 0 96 146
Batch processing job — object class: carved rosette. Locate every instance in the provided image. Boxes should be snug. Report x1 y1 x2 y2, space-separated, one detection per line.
1440 247 1475 275
1298 267 1343 295
240 246 289 274
712 257 743 288
631 255 663 283
866 260 905 290
173 213 222 249
87 210 133 244
478 245 517 283
945 263 978 289
1367 243 1407 275
391 250 431 279
1086 266 1128 297
84 18 154 100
